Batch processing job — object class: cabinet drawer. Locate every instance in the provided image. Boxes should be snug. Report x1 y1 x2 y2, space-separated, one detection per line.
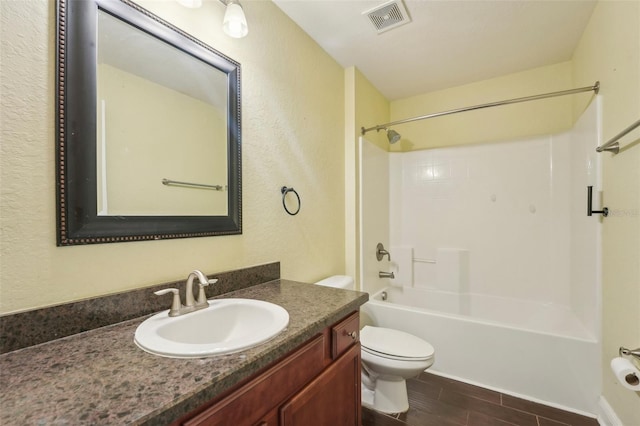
184 334 325 426
331 312 359 359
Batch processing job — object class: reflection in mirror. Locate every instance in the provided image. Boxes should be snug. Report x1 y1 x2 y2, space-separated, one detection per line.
56 0 242 245
97 11 228 216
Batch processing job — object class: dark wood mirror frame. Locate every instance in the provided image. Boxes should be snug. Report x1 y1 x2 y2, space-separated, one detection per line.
56 0 242 246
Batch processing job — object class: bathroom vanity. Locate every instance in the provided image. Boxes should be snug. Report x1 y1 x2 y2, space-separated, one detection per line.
178 312 361 425
0 271 368 425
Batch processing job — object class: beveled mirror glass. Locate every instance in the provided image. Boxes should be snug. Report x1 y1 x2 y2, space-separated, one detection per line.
56 0 242 245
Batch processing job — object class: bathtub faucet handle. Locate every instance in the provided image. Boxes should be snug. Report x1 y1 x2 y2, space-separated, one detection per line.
376 243 391 261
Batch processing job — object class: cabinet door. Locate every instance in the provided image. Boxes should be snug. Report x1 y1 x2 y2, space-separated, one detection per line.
253 408 278 426
280 344 361 426
183 335 325 426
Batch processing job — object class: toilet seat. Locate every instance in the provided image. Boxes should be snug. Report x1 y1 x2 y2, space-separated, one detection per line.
360 326 434 361
362 346 434 362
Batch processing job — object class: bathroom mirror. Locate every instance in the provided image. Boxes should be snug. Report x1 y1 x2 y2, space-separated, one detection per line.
56 0 242 245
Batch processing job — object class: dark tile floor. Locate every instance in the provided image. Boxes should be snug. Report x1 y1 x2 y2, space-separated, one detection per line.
362 372 599 426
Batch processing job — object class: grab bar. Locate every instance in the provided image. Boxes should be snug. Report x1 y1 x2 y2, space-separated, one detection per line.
587 186 608 217
162 178 224 191
596 118 640 154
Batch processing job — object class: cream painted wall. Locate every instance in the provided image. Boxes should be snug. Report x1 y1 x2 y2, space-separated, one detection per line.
353 68 390 152
0 0 345 313
572 1 640 423
389 61 579 151
344 67 390 290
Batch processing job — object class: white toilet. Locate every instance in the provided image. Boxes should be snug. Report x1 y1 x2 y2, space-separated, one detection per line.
314 276 435 414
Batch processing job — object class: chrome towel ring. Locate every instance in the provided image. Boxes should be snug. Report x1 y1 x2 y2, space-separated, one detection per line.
281 186 301 216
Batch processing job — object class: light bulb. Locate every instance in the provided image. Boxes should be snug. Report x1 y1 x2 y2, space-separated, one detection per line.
223 3 248 38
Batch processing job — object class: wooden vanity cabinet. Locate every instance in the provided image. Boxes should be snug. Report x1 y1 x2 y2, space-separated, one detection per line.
179 312 361 426
280 344 360 425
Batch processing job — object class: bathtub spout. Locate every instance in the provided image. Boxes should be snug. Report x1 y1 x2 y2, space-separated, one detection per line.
379 271 395 279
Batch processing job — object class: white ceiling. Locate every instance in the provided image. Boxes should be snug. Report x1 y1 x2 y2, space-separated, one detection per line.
272 0 597 100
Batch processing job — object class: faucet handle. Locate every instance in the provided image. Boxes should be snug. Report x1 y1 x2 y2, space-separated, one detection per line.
196 279 218 306
154 288 182 317
376 243 391 261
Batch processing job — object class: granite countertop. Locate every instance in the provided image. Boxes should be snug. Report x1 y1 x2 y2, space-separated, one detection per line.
0 279 368 425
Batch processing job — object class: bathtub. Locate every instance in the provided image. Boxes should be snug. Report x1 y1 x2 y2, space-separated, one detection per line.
360 286 600 415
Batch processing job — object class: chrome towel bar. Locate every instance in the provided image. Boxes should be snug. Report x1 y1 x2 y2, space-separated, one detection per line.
620 346 640 360
162 178 224 191
596 118 640 154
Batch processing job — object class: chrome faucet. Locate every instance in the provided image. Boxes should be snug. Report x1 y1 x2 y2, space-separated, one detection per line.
185 270 212 308
155 270 218 317
379 271 395 279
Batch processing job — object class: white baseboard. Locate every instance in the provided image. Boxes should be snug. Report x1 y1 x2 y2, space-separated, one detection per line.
597 396 623 426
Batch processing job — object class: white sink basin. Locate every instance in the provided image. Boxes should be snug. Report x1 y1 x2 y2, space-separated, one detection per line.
134 299 289 358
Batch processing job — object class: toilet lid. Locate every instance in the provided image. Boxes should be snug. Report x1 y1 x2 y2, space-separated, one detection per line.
360 326 434 360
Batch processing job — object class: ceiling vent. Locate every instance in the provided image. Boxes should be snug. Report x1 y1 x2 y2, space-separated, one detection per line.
363 0 411 34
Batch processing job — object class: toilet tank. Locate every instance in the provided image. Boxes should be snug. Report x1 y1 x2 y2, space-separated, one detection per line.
315 275 354 290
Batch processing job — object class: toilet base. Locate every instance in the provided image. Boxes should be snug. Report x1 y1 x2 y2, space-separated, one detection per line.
361 387 375 409
361 377 409 414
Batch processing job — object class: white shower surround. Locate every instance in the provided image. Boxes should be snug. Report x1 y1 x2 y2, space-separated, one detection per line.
359 99 602 414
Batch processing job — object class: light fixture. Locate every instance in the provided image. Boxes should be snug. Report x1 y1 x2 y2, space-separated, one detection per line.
221 0 248 38
176 0 248 38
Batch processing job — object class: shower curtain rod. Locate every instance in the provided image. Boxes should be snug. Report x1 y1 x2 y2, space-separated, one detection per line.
361 81 600 136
